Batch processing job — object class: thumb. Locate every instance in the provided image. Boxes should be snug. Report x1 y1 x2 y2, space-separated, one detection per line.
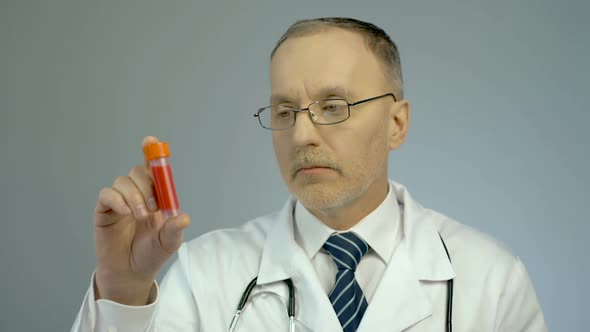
142 136 160 169
158 213 191 255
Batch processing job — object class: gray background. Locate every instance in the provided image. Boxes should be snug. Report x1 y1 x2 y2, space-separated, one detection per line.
1 0 588 331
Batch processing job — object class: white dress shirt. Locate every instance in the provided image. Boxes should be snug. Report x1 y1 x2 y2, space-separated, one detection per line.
294 182 401 303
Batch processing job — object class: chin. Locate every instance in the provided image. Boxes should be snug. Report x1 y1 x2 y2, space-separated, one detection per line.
290 181 357 211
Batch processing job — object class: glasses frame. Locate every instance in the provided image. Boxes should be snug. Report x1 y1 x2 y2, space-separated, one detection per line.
254 92 397 130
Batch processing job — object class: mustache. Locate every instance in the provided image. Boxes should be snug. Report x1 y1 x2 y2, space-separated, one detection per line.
290 151 342 176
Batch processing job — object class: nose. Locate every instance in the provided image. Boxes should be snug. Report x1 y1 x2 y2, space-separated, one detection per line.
291 109 321 148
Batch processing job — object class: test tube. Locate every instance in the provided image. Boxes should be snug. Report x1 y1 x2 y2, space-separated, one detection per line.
143 142 180 220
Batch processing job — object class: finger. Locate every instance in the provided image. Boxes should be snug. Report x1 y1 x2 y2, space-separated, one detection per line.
112 176 150 221
95 187 132 215
128 165 158 212
142 136 160 169
159 213 191 255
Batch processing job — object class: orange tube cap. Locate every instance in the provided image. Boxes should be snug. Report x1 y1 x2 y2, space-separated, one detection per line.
144 142 170 160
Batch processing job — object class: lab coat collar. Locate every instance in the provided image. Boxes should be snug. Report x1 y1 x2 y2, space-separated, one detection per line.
258 180 455 283
391 181 456 281
357 181 456 331
257 196 301 285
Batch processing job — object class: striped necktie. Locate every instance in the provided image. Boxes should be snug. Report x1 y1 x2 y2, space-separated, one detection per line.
323 232 369 332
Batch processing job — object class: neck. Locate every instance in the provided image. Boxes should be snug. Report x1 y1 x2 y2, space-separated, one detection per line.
307 178 389 231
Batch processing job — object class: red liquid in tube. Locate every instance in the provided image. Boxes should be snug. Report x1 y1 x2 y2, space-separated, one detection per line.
144 142 180 219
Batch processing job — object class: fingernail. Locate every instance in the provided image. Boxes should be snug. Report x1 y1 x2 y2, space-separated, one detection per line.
148 197 158 211
136 204 148 218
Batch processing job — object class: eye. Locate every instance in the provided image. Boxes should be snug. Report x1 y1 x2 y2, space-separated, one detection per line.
278 111 291 118
323 103 339 112
319 100 348 113
272 106 294 119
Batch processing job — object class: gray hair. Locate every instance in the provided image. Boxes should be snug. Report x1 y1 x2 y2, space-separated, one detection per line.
271 17 404 98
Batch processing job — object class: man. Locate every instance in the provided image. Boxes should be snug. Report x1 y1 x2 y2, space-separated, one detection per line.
72 17 547 331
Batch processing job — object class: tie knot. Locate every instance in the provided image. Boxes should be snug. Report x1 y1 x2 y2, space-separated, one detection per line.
323 232 369 271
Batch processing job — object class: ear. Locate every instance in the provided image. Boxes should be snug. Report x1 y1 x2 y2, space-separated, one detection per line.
388 99 410 151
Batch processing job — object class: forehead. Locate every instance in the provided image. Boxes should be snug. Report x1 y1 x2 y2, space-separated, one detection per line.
270 28 386 103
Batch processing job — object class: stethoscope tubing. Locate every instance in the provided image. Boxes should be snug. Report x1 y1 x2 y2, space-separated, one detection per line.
228 277 296 332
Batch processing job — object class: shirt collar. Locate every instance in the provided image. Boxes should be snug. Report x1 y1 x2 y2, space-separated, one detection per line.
294 182 401 264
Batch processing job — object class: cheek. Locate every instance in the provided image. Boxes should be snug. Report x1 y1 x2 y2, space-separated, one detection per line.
272 134 290 168
335 125 388 172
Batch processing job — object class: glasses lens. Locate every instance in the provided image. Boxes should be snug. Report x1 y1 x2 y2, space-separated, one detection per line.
310 99 349 124
258 106 295 130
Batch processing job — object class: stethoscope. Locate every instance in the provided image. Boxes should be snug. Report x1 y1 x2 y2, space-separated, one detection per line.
229 234 454 332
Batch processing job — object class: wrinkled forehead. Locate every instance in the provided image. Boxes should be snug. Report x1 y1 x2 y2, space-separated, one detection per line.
269 29 386 104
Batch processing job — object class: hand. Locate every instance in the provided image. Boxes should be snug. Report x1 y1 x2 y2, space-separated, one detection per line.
93 136 191 305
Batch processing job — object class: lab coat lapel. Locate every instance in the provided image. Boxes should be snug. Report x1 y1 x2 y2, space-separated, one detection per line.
257 198 298 285
357 181 456 332
357 241 432 332
257 197 342 331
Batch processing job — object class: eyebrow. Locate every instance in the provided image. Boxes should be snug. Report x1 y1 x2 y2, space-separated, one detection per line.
270 85 355 106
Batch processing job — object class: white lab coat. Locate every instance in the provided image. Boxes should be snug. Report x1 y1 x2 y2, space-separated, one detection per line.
72 181 547 331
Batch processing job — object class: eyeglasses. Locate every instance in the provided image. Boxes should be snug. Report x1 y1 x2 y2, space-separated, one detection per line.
254 92 397 130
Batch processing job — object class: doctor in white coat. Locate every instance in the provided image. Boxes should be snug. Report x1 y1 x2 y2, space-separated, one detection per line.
72 17 547 331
